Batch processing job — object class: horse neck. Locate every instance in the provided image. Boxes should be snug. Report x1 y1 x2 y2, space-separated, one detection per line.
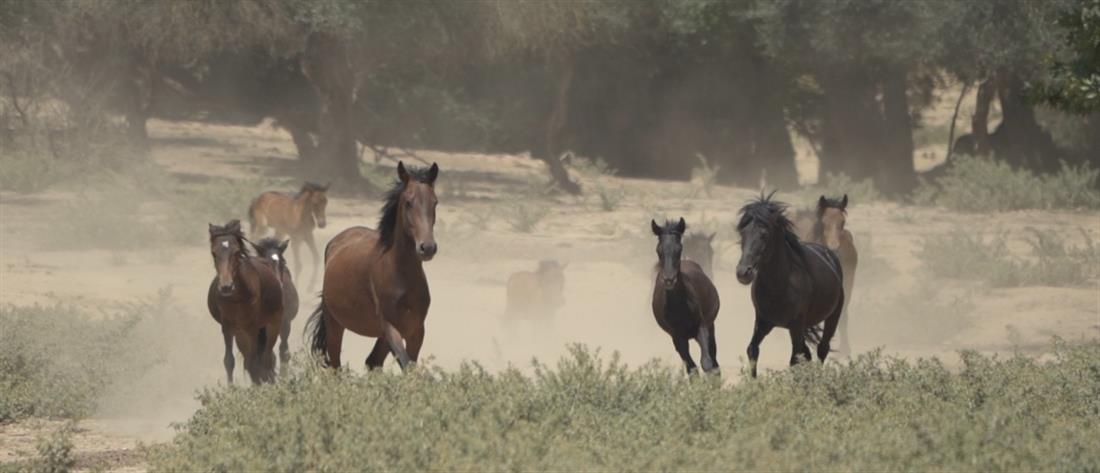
292 194 315 230
386 217 424 278
810 219 825 243
231 252 260 299
757 232 798 285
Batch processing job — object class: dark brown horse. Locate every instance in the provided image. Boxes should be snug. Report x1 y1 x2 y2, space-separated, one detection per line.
735 193 844 378
248 182 330 288
249 237 299 369
683 232 716 279
206 220 284 384
799 195 858 355
307 162 439 372
651 218 721 374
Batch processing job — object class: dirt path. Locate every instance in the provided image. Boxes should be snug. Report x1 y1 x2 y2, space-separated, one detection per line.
1 118 1097 470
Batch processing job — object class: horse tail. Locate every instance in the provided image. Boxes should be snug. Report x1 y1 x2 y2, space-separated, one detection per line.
805 324 825 347
305 297 329 364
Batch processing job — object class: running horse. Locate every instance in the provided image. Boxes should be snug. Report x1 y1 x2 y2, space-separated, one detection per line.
651 218 721 374
307 162 439 372
248 182 330 288
206 220 283 384
249 237 299 370
734 192 844 378
797 195 858 355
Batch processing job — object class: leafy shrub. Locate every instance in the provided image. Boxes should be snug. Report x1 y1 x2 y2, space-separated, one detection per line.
917 227 1100 287
0 304 144 420
593 182 625 212
505 200 550 233
567 154 617 177
916 155 1100 211
31 423 75 473
690 154 720 197
148 343 1100 471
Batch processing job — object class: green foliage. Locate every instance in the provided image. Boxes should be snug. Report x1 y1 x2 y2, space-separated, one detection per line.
30 423 76 473
0 305 143 421
916 155 1100 211
505 200 550 233
689 154 720 198
593 182 626 212
149 343 1100 471
917 227 1100 287
1033 0 1100 113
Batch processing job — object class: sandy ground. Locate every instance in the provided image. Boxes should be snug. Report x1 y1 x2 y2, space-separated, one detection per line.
1 110 1098 470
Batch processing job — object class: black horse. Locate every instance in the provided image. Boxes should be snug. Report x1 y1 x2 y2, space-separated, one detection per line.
249 237 299 371
651 218 721 374
734 192 844 378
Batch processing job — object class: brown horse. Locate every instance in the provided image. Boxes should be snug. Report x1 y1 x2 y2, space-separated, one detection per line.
249 237 299 370
799 195 858 355
651 218 721 374
683 232 716 279
735 192 844 378
306 162 439 372
248 182 330 288
505 260 567 320
206 220 283 384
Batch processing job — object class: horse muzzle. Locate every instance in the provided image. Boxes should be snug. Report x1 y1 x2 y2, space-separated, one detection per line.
417 241 437 261
218 283 235 296
736 266 756 285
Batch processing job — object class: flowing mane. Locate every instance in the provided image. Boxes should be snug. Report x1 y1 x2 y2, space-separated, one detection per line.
737 191 806 265
378 165 436 250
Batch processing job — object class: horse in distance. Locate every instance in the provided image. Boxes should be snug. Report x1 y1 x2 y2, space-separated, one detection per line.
248 182 330 288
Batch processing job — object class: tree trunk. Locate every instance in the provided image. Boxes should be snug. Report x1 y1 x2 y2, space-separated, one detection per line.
878 67 916 195
970 79 994 156
536 58 581 194
993 71 1062 173
742 65 798 190
819 70 882 182
301 33 363 188
123 56 155 150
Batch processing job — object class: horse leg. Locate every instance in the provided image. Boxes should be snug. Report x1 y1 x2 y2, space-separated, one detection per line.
788 327 812 367
291 239 303 282
381 319 413 372
279 312 292 373
222 328 234 384
305 233 320 290
406 327 425 363
746 320 773 378
261 322 279 382
819 298 844 363
695 324 718 374
672 336 698 374
364 338 389 370
839 272 854 356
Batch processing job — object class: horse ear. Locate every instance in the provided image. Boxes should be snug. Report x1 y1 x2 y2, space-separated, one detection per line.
226 219 241 232
426 163 439 186
397 161 410 183
208 223 218 235
676 217 686 234
651 219 662 236
841 194 848 210
279 240 290 253
818 195 827 208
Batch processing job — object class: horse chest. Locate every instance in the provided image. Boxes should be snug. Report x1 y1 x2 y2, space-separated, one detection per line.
653 291 701 336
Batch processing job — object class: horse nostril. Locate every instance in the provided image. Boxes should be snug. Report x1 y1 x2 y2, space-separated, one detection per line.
420 242 437 255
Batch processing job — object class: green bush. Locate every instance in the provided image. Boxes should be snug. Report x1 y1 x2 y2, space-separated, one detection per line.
0 304 145 420
149 343 1100 471
916 155 1100 211
917 227 1100 287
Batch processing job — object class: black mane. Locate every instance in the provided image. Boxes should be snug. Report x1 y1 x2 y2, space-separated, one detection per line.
378 165 435 250
737 191 806 265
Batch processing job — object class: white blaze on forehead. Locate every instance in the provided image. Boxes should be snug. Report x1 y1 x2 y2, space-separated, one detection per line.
271 254 280 262
221 241 229 248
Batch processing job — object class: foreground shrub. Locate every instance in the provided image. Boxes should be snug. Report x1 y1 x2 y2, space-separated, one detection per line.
0 304 144 420
917 155 1100 211
149 343 1100 471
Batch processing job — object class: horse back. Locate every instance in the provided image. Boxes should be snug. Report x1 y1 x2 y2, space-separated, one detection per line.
251 191 297 232
799 242 845 321
324 226 378 263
